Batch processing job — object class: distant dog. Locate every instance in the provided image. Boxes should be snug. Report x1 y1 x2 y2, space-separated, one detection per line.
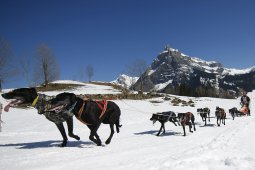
197 107 210 126
215 107 226 126
177 112 196 136
1 88 80 147
229 107 239 120
150 111 179 136
49 92 122 146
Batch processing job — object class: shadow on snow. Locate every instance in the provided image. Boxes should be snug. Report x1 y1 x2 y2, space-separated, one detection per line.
134 130 182 136
0 140 94 149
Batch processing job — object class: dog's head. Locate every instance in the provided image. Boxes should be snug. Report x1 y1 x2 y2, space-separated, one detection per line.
197 108 203 112
203 107 210 113
49 92 77 110
150 113 160 124
216 106 220 112
1 88 38 112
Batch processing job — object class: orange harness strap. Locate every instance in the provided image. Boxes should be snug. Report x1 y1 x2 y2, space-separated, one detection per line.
77 102 91 125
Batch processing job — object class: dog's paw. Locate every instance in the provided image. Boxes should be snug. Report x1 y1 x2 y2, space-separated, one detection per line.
105 139 111 145
74 136 80 141
69 133 80 141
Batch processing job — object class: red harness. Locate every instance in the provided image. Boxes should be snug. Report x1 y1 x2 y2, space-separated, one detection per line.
95 99 108 119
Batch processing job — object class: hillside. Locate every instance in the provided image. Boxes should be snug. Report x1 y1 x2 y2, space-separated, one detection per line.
0 82 254 170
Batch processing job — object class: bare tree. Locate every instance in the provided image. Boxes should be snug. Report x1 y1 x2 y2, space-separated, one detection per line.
0 36 14 91
86 64 94 82
126 58 147 92
33 43 60 87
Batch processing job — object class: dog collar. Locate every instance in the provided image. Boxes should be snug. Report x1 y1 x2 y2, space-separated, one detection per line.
32 95 39 107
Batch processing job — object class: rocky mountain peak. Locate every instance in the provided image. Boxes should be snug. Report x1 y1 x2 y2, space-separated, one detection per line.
132 46 255 97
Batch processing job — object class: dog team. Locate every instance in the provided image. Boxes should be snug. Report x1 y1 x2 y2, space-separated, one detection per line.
0 88 251 147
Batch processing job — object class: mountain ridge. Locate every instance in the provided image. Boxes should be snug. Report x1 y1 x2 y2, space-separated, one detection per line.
132 46 255 97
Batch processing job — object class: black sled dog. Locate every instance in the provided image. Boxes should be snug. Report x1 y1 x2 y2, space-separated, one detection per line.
150 111 179 136
49 92 122 146
1 88 80 147
229 107 239 120
197 107 210 126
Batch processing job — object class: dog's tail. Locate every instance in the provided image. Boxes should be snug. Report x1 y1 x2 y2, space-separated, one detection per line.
115 119 122 133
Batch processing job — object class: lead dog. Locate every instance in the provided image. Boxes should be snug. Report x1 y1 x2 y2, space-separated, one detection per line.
1 88 80 147
150 111 179 136
49 92 122 146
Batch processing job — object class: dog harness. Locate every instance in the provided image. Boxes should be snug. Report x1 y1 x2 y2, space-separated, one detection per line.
76 100 108 125
77 101 91 125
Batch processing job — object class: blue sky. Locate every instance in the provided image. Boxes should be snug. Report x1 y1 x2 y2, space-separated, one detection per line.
1 0 255 89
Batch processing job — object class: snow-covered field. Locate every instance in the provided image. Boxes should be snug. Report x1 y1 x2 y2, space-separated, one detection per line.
0 82 254 170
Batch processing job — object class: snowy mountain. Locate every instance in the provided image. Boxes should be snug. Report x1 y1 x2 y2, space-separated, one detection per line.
111 74 139 89
0 84 255 170
133 46 255 97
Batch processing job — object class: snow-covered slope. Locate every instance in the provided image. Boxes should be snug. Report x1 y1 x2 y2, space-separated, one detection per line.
0 86 254 170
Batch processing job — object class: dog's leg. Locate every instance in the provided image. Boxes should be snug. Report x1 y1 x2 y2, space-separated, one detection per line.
55 123 68 147
157 123 164 136
189 122 193 133
231 112 234 120
105 124 114 144
163 122 166 134
172 121 178 126
89 123 102 146
94 132 102 146
170 118 177 126
182 124 186 136
66 117 80 141
88 126 99 145
192 120 196 131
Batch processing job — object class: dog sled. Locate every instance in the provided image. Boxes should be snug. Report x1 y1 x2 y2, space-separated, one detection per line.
239 105 250 116
229 105 250 120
